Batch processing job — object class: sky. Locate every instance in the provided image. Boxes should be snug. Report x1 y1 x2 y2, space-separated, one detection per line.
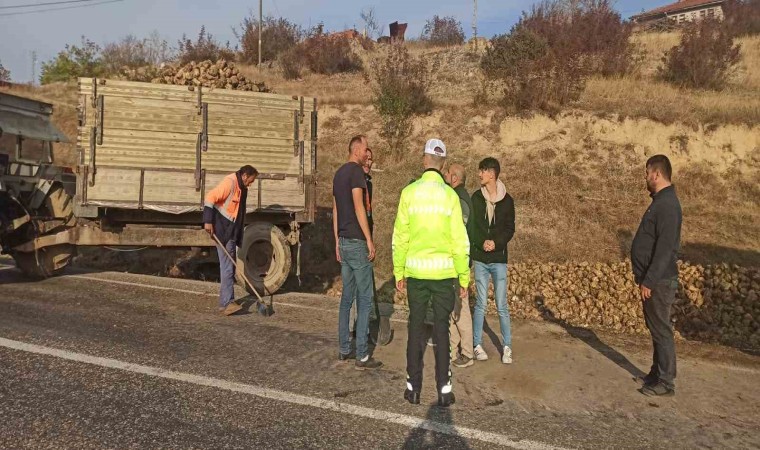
0 0 668 83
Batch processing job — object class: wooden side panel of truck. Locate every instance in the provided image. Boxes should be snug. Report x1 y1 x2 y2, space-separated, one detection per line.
76 78 317 222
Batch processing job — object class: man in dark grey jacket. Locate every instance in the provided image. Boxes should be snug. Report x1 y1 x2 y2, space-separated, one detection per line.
631 154 682 397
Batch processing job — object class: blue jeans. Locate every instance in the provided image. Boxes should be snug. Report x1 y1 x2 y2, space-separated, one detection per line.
473 261 512 348
216 239 237 308
338 238 374 359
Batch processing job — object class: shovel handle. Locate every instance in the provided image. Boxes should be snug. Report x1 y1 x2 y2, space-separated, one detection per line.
211 233 264 302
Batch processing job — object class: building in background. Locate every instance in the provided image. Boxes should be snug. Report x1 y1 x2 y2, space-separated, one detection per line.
631 0 724 26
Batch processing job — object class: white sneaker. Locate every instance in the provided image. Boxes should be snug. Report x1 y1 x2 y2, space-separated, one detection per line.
502 346 513 364
474 345 489 361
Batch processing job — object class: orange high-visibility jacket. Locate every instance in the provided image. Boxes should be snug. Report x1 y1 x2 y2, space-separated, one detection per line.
204 173 243 222
203 172 247 244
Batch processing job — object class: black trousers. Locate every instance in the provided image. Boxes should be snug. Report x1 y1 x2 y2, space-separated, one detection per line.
406 278 456 394
643 279 678 389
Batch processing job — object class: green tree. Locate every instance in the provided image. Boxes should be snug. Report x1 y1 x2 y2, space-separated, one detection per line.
40 37 104 84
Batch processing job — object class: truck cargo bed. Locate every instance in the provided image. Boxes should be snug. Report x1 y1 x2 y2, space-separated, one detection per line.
76 78 317 221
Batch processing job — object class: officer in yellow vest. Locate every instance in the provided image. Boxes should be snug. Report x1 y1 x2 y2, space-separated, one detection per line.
392 139 470 407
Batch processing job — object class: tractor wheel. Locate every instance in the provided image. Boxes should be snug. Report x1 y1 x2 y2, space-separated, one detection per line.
13 244 75 279
42 183 76 230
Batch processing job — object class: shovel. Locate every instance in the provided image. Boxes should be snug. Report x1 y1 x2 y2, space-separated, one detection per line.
212 233 274 316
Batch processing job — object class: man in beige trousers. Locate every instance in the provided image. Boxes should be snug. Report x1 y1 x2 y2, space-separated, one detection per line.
445 163 475 368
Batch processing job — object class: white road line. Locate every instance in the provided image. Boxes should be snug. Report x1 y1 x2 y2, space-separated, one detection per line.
0 336 564 450
67 274 410 324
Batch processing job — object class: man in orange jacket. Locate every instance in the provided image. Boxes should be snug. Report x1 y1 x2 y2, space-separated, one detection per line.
203 165 259 315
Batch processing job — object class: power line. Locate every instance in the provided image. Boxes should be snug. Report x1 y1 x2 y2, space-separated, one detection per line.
0 0 122 16
0 0 101 10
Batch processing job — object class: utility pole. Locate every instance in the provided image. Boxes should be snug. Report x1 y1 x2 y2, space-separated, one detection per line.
258 0 263 67
31 51 37 85
472 0 478 50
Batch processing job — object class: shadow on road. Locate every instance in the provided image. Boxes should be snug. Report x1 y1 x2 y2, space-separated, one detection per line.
534 295 646 379
402 402 471 449
482 320 503 354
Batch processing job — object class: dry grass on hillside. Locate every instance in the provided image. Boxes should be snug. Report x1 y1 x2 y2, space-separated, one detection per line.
306 104 760 287
580 34 760 126
245 32 760 127
578 77 760 126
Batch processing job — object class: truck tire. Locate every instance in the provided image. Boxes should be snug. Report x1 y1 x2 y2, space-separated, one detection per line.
237 222 291 295
13 244 75 279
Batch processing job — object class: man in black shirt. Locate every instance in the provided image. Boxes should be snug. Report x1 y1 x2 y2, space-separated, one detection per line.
348 148 395 347
333 136 382 370
631 154 682 397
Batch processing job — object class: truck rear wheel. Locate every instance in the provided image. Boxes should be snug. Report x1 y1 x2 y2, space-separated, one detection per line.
237 222 291 295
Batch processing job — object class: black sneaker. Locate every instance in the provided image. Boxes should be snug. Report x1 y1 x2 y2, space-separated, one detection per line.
338 350 356 361
438 392 455 407
378 317 392 346
635 373 658 386
639 381 675 397
355 357 383 370
404 389 420 405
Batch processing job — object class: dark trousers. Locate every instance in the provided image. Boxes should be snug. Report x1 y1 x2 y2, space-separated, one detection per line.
406 278 456 394
643 279 678 389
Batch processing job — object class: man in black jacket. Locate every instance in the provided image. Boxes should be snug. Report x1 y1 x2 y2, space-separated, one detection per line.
470 157 515 364
631 154 682 397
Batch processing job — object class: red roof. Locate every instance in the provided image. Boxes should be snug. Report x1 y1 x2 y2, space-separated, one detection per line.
633 0 723 19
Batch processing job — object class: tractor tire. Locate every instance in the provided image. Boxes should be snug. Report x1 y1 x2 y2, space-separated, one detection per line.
13 244 75 279
237 222 291 296
43 183 76 230
12 184 76 279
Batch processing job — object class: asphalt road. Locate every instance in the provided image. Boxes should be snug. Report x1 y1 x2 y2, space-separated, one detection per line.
1 261 759 449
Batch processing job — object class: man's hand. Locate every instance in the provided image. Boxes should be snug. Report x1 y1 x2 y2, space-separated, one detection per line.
483 240 495 252
204 223 214 236
335 243 341 262
640 284 652 302
459 286 467 300
367 239 376 262
396 278 406 292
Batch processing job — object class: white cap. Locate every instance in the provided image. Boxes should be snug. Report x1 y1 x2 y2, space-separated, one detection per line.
424 138 447 157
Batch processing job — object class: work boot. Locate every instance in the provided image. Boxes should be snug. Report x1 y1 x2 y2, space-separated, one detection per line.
222 302 243 316
639 381 675 397
452 355 474 368
355 356 383 370
404 389 421 405
635 373 659 386
338 350 356 361
378 316 392 346
438 392 455 407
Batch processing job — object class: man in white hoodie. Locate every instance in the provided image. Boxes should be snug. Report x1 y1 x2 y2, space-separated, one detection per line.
469 157 516 364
